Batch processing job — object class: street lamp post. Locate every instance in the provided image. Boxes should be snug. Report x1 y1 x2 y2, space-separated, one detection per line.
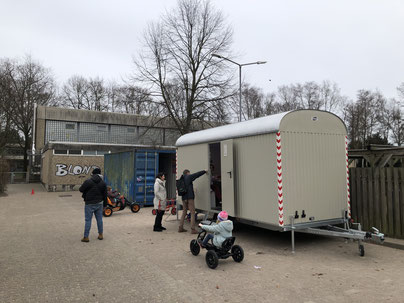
212 54 267 122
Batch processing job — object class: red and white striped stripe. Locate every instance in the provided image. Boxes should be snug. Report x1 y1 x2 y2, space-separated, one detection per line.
276 132 284 226
175 150 178 196
345 136 351 218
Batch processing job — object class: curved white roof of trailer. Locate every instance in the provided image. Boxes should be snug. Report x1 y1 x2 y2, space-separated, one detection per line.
176 111 289 147
176 110 347 146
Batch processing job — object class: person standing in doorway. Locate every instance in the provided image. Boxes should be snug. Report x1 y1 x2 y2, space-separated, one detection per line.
79 168 107 242
153 172 167 232
178 169 207 234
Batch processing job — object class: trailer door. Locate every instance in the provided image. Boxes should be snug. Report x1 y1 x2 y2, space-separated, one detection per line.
221 139 235 216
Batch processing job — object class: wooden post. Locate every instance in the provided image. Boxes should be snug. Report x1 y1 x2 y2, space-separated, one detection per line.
373 168 381 231
393 168 401 237
380 168 388 234
367 168 374 230
362 168 369 230
400 168 404 238
350 168 357 221
356 169 362 224
386 168 394 236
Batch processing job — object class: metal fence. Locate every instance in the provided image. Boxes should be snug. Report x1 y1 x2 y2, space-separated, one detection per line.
5 172 30 184
349 167 404 239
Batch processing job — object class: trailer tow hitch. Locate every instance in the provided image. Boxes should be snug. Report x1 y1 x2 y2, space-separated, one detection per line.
295 223 384 256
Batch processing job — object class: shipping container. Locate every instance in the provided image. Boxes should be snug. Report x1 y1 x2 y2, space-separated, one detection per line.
104 149 176 206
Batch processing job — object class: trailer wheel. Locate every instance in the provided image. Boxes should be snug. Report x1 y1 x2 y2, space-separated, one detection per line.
206 250 219 269
152 209 157 215
359 244 365 257
190 239 200 256
131 204 140 213
171 208 177 215
231 245 244 262
103 207 113 217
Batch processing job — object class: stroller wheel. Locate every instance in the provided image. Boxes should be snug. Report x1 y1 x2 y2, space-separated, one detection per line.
131 204 140 213
103 207 113 217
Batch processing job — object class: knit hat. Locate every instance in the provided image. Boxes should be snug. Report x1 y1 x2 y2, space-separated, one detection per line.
92 168 101 175
218 211 228 221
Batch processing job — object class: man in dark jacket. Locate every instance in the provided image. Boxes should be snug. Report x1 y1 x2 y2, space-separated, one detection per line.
79 168 107 242
178 169 207 234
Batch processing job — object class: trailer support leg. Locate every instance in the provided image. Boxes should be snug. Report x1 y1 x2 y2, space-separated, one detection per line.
290 216 295 254
356 223 364 256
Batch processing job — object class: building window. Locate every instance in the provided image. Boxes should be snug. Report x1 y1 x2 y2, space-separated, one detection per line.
127 127 135 133
54 149 68 155
96 151 109 156
69 150 82 155
83 150 97 156
97 125 107 131
65 123 76 130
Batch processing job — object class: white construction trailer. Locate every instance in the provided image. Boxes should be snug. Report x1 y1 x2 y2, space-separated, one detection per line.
176 110 384 255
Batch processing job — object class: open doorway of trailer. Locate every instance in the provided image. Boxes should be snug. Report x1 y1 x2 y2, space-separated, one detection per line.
209 143 222 211
158 151 177 200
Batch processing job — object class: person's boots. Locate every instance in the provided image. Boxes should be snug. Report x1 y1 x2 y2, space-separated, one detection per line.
81 237 89 242
98 233 103 240
157 210 166 230
178 226 187 232
153 226 163 232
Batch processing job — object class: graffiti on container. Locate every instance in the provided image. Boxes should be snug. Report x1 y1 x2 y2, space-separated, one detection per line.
55 164 100 177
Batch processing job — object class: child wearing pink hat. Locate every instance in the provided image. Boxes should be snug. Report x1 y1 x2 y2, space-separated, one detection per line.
198 211 233 248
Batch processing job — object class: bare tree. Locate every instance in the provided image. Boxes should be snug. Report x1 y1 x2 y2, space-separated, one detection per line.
397 82 404 101
388 103 404 146
85 77 108 111
115 84 155 115
0 56 55 171
233 84 265 119
319 80 346 112
134 0 234 134
61 76 108 111
343 90 388 148
60 75 88 109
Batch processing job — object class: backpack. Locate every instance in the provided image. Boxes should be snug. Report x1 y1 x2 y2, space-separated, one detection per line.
176 175 187 196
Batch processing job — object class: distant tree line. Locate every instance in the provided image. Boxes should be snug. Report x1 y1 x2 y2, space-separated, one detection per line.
235 81 404 148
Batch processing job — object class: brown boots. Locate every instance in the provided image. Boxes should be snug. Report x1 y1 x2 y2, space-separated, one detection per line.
178 227 188 233
178 227 198 234
81 234 103 242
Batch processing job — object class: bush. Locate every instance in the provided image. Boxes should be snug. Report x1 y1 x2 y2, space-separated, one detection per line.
0 159 10 193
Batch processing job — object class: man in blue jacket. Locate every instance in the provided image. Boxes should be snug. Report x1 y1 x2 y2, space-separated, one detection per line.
79 168 107 242
178 169 207 234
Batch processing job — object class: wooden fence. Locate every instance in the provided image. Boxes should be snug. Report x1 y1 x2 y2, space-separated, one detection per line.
349 167 404 239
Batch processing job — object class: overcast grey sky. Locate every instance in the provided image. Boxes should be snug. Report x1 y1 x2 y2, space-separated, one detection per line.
1 0 403 100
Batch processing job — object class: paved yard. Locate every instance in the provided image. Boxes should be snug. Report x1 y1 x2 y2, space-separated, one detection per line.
1 184 404 303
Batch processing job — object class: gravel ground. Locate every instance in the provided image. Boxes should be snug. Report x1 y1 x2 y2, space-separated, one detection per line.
1 184 404 303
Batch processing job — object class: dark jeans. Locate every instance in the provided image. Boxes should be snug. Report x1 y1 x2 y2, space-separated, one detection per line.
84 202 103 237
202 233 214 246
154 210 164 229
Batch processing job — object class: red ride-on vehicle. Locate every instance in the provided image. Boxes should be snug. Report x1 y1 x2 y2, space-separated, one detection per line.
103 188 140 217
152 199 177 216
